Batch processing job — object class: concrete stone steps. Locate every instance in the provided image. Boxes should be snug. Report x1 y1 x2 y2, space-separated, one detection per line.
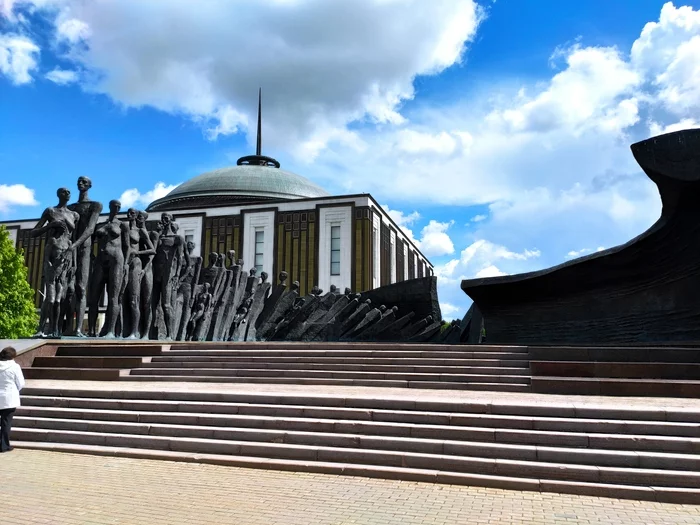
16 441 700 503
128 367 531 383
13 386 700 501
531 361 700 379
56 346 163 357
143 361 531 375
23 368 123 381
122 376 532 391
532 376 700 397
13 427 700 491
151 356 531 367
15 406 700 453
170 343 528 352
529 346 700 363
16 415 700 472
161 349 529 359
19 395 700 437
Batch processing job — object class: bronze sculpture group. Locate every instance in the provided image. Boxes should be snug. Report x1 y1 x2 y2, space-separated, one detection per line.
31 177 448 343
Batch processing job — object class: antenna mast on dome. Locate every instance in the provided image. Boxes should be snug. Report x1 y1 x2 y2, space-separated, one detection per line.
237 88 281 168
256 87 262 156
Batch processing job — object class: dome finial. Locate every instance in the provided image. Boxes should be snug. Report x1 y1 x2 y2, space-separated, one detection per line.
237 88 281 168
256 87 262 156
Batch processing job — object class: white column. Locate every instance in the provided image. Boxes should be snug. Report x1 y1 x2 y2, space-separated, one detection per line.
390 230 396 284
372 213 380 289
318 206 352 293
243 211 274 278
403 243 408 281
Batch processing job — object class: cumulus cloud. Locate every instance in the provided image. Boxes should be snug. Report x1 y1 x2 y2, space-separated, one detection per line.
45 67 78 85
0 183 38 212
0 33 39 85
436 239 540 284
119 182 179 209
418 220 455 256
565 246 605 259
3 0 482 159
382 206 455 256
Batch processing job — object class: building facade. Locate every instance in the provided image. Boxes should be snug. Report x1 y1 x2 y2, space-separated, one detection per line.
2 183 432 309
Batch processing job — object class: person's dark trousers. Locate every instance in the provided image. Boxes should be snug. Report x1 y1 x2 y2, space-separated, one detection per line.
0 408 16 452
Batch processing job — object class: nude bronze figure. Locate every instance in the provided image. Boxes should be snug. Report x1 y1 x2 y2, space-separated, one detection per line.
123 208 155 338
30 188 79 337
67 176 103 336
88 199 130 338
151 212 187 339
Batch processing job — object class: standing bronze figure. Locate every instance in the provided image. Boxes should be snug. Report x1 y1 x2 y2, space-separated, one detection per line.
30 188 79 337
87 199 129 338
151 213 187 340
123 208 155 338
67 176 103 336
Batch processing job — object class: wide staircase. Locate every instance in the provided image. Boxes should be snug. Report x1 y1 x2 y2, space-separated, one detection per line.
15 341 700 503
25 342 531 392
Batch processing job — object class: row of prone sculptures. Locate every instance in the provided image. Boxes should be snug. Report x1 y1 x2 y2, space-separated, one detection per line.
32 178 449 342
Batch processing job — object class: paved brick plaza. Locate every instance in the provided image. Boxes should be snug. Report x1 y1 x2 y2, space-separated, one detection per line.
4 449 700 525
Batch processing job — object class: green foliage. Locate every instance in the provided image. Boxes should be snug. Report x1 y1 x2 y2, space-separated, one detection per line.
0 225 37 338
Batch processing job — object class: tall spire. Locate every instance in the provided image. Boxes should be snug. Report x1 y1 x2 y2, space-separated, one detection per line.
256 87 262 156
236 88 281 168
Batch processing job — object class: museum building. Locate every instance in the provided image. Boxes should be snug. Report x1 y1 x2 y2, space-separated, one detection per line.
2 107 433 307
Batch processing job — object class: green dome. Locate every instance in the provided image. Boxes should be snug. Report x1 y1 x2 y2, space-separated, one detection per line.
147 164 329 212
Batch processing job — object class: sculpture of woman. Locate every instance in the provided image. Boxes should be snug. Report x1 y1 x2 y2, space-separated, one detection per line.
30 188 79 337
87 199 129 338
139 212 157 339
123 208 155 338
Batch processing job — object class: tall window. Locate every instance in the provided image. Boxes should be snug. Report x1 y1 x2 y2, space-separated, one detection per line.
254 229 264 273
184 229 195 244
330 225 341 276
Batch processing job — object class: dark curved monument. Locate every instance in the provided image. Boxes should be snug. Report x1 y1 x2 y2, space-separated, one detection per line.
461 128 700 345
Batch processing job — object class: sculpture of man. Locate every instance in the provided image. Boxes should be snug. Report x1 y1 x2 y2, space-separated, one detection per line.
174 240 200 340
123 208 155 338
186 282 212 341
67 176 103 336
151 212 187 339
30 188 79 337
87 199 130 338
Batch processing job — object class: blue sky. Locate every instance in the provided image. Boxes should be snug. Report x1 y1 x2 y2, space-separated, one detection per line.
2 0 700 317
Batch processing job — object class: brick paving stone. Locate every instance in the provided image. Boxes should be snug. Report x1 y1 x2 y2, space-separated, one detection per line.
2 450 700 524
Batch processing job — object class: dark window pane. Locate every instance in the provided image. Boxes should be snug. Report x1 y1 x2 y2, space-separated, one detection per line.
331 262 340 275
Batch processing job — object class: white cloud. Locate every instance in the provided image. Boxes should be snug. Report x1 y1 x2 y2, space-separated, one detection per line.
0 33 39 85
487 45 641 135
436 239 540 285
119 182 179 209
470 214 487 223
565 246 605 259
649 117 700 136
382 206 455 256
4 0 482 159
632 2 700 114
45 67 78 85
0 184 38 212
440 302 461 319
418 220 455 256
475 265 507 278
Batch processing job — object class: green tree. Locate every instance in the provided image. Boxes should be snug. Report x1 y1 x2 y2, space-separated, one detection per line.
0 225 37 338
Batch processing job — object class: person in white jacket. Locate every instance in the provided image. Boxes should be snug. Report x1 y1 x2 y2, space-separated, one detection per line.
0 346 25 452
